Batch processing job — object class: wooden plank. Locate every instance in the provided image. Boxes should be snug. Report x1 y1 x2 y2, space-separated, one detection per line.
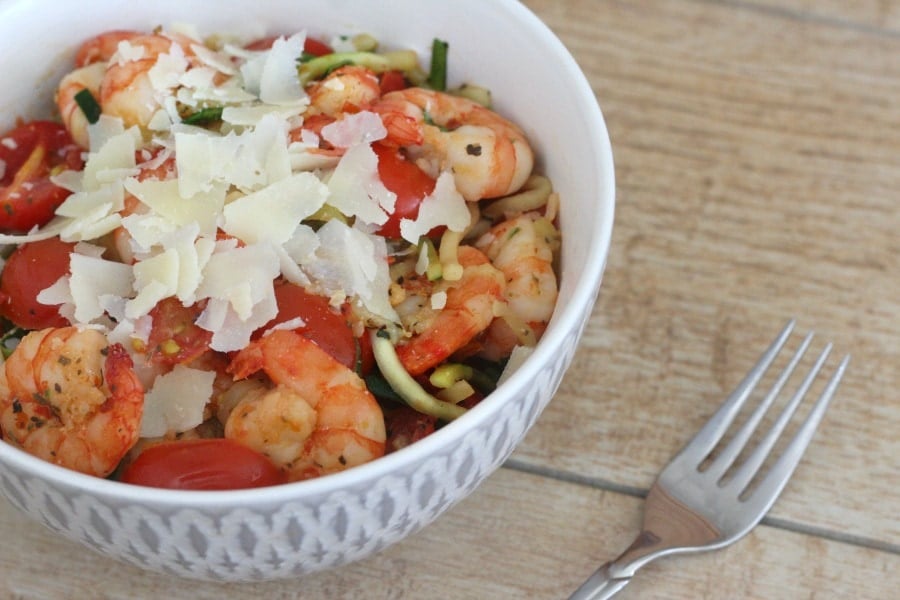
736 0 900 34
517 0 900 547
1 468 896 599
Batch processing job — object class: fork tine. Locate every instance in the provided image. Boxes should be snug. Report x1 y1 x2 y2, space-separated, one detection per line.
725 342 840 496
675 319 796 464
704 331 814 482
742 354 850 518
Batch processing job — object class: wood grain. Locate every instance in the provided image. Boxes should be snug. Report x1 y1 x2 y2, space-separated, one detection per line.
1 469 896 599
1 1 898 597
517 0 900 548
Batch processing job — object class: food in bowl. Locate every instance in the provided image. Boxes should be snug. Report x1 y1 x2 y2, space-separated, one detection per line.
0 25 561 489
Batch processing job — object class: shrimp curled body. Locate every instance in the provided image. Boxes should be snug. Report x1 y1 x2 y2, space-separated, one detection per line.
394 246 506 376
307 65 382 118
225 330 386 482
0 327 144 477
56 32 194 148
373 88 534 202
475 212 560 360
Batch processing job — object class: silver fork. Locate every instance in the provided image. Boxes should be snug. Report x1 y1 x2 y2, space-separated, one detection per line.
568 320 850 599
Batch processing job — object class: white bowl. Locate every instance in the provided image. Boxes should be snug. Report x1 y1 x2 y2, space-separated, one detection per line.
0 0 614 581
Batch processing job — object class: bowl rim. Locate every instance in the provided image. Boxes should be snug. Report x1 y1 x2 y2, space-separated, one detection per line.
0 0 616 508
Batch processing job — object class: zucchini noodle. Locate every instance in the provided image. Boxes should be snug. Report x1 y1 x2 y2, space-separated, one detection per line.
438 230 464 281
298 49 420 85
370 330 466 421
482 174 553 220
437 379 476 404
439 203 479 282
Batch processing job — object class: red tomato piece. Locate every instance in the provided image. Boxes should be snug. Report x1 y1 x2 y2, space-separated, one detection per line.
379 70 408 94
384 404 437 453
260 281 361 370
0 237 75 329
372 143 438 239
302 36 333 57
0 121 83 232
121 438 286 490
144 298 213 367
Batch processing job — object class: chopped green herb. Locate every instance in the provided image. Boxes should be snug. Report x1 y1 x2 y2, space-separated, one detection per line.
182 106 224 125
0 326 25 360
74 88 101 124
364 372 403 403
427 38 449 91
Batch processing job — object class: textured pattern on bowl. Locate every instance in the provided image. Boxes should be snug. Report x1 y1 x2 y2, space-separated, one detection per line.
0 307 592 581
0 0 614 581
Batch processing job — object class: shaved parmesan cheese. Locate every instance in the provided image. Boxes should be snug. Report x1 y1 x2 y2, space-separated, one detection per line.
190 43 239 75
140 365 216 437
58 202 122 242
195 242 281 351
127 249 180 319
176 233 216 304
148 43 189 92
67 253 134 323
175 113 291 197
177 65 217 94
222 103 307 127
113 40 145 64
400 171 470 243
304 220 398 322
54 180 124 219
259 34 307 105
321 111 387 148
327 143 396 225
124 177 224 236
86 115 137 157
36 276 73 322
264 316 306 334
222 172 328 244
0 218 70 245
276 225 319 286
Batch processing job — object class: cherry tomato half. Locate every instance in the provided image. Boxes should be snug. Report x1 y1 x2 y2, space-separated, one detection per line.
144 298 213 367
0 237 75 329
261 281 360 370
0 121 83 232
120 438 286 490
372 143 437 239
379 70 408 95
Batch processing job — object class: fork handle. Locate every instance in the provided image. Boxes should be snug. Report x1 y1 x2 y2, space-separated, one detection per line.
568 562 632 600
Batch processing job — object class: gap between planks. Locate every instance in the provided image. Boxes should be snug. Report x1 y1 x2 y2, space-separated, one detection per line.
501 458 900 555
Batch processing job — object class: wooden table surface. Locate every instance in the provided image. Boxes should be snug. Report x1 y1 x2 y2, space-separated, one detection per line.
2 1 899 598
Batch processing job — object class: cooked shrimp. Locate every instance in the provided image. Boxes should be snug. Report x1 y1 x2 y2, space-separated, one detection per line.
474 211 560 360
372 88 534 201
225 330 386 482
55 63 106 149
394 245 505 376
100 34 191 134
307 65 382 118
57 32 194 145
0 327 144 477
74 30 143 67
